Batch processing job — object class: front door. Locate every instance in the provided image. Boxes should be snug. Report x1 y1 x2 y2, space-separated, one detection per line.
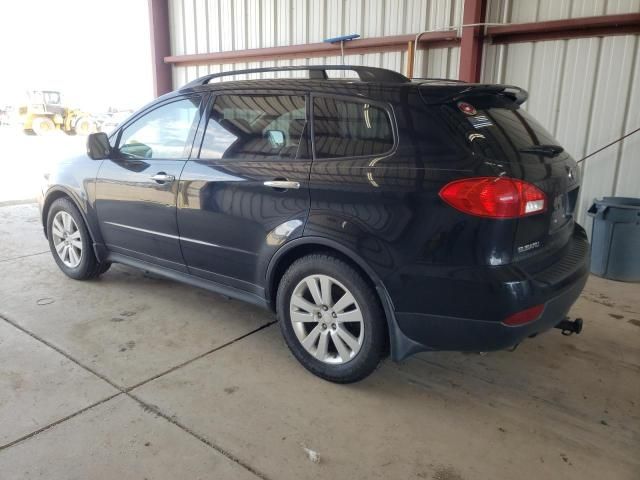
177 92 310 294
95 95 202 271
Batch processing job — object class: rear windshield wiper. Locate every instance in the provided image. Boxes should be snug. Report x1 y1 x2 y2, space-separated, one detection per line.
519 144 564 157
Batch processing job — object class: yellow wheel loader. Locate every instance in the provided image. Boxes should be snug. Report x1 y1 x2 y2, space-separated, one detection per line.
18 90 97 136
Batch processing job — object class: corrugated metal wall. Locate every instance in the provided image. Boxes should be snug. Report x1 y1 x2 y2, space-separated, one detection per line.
483 0 640 226
168 0 640 228
169 0 463 86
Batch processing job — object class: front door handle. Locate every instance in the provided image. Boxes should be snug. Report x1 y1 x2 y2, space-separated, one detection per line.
151 173 175 183
263 180 300 190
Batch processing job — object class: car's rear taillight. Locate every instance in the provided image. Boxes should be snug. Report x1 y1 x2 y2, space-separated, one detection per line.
439 177 547 218
503 304 544 326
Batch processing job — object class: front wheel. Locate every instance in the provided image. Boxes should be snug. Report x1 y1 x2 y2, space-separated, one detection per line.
276 254 386 383
46 198 108 280
74 116 96 135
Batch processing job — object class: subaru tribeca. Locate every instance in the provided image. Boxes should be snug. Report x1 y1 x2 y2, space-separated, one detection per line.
38 65 590 383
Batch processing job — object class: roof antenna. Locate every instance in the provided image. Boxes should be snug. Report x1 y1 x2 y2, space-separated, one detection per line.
323 34 360 76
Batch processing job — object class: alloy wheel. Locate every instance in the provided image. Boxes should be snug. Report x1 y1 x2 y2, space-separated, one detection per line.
51 211 83 268
289 274 364 364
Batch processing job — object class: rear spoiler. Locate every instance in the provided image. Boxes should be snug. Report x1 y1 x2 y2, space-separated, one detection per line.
419 84 528 106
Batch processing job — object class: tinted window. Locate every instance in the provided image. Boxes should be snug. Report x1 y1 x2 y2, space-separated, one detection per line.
199 94 307 160
483 107 557 149
440 98 560 162
118 97 200 159
313 98 393 158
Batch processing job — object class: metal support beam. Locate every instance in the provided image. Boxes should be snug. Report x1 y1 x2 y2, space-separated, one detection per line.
148 0 172 96
458 0 487 83
487 13 640 44
164 32 459 67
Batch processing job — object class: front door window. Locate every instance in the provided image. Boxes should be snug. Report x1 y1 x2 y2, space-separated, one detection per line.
118 97 200 160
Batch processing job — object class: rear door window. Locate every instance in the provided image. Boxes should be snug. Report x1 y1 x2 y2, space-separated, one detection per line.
312 97 394 158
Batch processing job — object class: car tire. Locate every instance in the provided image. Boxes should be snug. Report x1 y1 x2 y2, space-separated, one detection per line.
46 198 108 280
32 116 55 135
276 253 386 383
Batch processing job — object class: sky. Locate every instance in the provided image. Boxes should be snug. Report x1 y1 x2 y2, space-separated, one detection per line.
0 0 154 112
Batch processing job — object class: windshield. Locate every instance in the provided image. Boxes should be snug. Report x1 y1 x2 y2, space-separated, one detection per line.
28 91 61 105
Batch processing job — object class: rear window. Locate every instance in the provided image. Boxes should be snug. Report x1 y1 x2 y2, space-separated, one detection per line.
441 97 560 161
313 97 394 158
478 106 556 148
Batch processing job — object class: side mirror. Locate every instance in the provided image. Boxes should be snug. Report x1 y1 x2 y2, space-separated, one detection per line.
87 132 111 160
266 129 285 148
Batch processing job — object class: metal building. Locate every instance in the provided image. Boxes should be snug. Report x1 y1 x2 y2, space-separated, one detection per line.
148 0 640 226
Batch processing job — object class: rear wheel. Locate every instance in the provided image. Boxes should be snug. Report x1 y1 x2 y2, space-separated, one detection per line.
46 198 108 280
276 254 386 383
32 116 55 135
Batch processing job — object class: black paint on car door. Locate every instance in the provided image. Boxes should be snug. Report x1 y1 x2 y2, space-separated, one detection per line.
177 92 311 294
95 95 204 271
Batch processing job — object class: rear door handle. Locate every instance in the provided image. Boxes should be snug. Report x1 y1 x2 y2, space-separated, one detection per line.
263 180 300 190
151 173 175 183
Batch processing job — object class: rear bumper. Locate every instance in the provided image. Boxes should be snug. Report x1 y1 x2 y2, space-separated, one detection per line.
388 224 590 360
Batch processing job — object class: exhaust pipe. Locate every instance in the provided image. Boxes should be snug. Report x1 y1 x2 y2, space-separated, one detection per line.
555 317 583 336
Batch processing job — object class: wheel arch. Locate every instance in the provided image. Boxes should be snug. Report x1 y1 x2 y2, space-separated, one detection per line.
265 237 419 361
266 237 380 305
42 187 96 244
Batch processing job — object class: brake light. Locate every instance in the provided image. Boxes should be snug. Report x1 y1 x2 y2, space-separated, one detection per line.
439 177 547 218
503 304 544 326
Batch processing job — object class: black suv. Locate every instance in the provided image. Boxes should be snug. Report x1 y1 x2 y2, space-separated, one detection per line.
39 65 589 383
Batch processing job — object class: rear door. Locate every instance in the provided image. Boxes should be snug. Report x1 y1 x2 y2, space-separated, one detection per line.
95 95 203 271
177 91 311 293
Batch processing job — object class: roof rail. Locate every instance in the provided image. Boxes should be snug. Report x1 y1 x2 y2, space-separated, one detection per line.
182 65 410 88
411 77 467 83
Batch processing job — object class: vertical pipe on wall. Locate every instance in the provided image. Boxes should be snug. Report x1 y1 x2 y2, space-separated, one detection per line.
406 40 415 78
148 0 173 96
458 0 487 82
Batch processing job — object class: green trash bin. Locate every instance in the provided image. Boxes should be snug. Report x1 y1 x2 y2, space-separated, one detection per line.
587 197 640 282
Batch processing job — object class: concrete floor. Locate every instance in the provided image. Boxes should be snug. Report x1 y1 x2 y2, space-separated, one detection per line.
0 202 638 480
